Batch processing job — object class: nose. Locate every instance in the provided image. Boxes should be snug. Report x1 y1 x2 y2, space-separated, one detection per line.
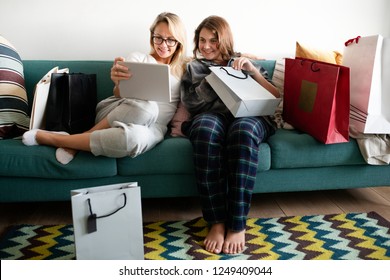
202 41 211 49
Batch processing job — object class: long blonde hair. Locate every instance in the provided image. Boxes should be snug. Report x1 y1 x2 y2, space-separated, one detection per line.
149 12 188 79
193 15 235 62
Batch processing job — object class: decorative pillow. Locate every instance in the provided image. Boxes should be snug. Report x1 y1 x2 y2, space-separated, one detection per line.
170 101 190 137
295 42 343 65
271 58 294 129
0 35 30 139
271 59 285 94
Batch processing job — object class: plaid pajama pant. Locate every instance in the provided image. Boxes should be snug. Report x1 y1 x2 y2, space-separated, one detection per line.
186 112 274 231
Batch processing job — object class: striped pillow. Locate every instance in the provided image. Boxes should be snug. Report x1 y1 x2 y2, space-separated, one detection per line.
0 35 30 139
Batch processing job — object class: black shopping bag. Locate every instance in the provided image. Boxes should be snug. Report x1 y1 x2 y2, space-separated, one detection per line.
46 73 97 134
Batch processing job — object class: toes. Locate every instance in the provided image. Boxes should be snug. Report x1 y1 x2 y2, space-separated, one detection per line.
214 246 222 254
204 240 212 252
223 230 246 254
223 243 241 254
223 243 232 254
205 240 222 254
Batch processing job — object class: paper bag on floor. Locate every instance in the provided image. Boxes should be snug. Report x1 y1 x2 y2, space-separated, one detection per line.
71 182 144 260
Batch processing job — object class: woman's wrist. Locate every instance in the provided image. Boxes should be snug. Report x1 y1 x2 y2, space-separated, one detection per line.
113 84 120 97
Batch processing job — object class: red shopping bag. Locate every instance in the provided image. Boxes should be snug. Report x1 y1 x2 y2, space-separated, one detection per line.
283 58 350 144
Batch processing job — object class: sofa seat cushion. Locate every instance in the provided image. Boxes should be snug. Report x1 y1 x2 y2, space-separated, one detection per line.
0 140 117 179
268 129 366 169
117 136 272 176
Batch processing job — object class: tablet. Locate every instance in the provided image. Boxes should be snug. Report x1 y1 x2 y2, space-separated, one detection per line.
118 61 173 102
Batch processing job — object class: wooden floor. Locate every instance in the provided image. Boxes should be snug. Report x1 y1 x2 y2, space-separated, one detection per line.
1 186 390 237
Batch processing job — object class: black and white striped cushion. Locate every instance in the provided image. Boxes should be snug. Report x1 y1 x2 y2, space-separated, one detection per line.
0 35 30 139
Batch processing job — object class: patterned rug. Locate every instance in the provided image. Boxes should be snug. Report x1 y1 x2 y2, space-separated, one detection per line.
1 212 389 260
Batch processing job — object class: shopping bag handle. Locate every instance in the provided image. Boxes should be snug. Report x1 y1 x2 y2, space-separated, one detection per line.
220 67 248 79
86 193 127 233
344 36 361 46
300 60 321 72
87 193 127 219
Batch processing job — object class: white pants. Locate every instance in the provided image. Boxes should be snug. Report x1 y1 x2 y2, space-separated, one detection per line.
90 97 167 158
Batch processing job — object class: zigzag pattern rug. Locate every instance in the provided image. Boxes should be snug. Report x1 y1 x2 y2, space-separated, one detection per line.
1 212 389 260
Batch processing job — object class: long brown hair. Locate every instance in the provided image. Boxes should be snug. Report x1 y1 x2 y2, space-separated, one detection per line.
193 15 235 61
149 12 188 79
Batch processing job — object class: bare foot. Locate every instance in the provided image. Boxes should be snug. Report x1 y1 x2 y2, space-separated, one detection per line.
223 229 245 254
204 223 225 254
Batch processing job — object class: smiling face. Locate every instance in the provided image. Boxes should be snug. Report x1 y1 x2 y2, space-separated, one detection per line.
151 22 178 64
193 16 235 63
198 27 223 62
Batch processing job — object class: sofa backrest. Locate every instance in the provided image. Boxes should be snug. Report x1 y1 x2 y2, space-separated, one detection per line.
22 60 276 114
252 60 275 80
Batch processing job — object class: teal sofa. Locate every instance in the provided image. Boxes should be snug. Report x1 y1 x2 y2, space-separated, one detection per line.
1 60 389 202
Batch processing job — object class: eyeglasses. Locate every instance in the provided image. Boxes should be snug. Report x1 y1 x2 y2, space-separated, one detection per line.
152 36 178 47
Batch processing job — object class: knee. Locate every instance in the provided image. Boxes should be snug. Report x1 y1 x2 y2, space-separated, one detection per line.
230 120 254 136
124 124 163 157
126 133 148 156
228 118 265 144
189 114 226 142
124 126 149 157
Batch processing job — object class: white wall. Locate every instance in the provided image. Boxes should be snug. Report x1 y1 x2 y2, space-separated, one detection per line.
1 0 389 60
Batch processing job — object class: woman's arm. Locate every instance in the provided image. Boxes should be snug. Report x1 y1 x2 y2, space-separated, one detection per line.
250 70 280 98
231 57 280 98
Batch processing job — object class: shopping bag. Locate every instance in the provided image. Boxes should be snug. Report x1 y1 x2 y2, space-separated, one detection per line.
71 182 144 260
29 67 69 130
283 58 350 144
45 72 97 134
342 35 390 134
206 66 281 117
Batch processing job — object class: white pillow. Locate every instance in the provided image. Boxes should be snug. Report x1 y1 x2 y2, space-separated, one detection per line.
271 59 294 129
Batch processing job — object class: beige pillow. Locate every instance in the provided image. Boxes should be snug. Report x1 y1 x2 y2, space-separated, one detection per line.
296 42 343 65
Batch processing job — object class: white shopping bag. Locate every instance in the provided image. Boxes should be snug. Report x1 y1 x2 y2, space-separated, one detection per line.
71 182 144 260
342 35 390 134
206 66 281 117
29 66 69 130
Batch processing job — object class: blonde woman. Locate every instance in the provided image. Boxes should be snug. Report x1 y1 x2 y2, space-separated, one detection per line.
23 12 187 164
